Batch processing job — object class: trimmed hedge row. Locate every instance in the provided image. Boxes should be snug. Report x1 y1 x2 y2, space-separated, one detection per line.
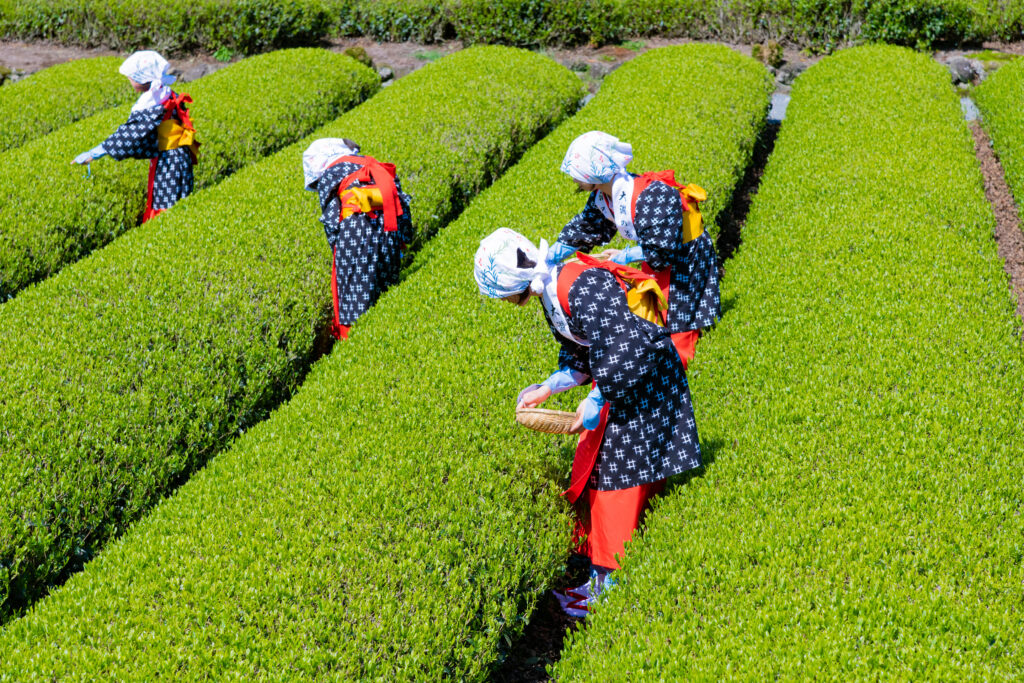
336 0 1012 49
0 48 378 299
0 45 583 625
1 0 1021 51
0 57 132 153
975 57 1024 222
0 45 771 679
555 44 1024 679
0 0 331 54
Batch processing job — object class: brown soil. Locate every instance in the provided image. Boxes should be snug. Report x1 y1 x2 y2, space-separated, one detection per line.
1 36 823 87
970 122 1024 326
0 40 226 76
4 36 1024 83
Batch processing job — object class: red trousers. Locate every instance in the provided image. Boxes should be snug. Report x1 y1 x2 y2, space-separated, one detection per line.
142 158 164 223
573 480 665 570
565 327 696 570
329 247 350 340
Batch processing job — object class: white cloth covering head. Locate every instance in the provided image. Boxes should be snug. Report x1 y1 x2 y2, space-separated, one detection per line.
560 131 633 184
302 138 360 191
474 228 554 299
120 51 177 112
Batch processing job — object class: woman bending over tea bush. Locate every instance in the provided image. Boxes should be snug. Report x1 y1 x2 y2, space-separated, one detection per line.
474 227 703 617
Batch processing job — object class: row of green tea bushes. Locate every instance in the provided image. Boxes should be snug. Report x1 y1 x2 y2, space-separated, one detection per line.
975 57 1024 220
0 45 583 624
0 45 772 679
336 0 1011 50
554 44 1024 679
0 57 132 153
0 0 331 54
1 0 1020 51
0 48 378 299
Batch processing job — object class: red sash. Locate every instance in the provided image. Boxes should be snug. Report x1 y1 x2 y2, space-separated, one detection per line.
555 252 653 318
629 169 694 218
327 155 403 232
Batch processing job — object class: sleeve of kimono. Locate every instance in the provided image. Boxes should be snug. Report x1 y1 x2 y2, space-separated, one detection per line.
558 192 616 252
103 108 162 161
317 195 339 250
633 181 684 271
557 343 591 378
568 268 654 402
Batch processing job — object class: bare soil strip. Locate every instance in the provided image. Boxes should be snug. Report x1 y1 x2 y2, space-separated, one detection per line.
970 121 1024 327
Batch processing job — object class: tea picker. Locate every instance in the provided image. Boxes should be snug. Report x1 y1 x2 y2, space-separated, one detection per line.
302 138 414 340
71 51 199 223
474 228 703 617
547 131 720 369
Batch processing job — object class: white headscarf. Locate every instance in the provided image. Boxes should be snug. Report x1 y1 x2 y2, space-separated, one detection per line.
302 138 360 191
120 51 176 112
474 228 554 299
560 131 633 184
474 228 589 345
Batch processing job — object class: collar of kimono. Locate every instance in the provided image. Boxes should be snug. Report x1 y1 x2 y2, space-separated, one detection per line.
540 263 589 347
329 155 403 231
595 171 637 241
131 84 174 113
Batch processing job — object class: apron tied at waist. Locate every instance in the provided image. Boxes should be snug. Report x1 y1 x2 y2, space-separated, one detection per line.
156 93 199 163
329 155 403 232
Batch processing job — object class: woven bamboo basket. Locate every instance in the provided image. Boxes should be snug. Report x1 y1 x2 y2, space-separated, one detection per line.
515 407 576 434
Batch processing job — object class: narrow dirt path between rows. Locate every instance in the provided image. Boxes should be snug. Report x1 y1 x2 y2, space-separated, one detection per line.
970 122 1024 328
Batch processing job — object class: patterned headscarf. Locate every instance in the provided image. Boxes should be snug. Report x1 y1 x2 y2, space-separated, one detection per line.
302 138 360 191
120 51 176 112
560 131 633 184
474 228 554 299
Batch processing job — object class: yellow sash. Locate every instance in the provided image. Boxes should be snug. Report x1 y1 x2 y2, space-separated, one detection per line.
156 119 197 152
626 277 668 327
680 183 706 244
340 186 385 219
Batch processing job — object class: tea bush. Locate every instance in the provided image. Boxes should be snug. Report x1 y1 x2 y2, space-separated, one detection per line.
856 0 979 48
975 57 1024 217
0 45 582 625
555 44 1024 679
0 45 770 679
0 57 132 153
333 0 1004 48
2 0 1017 51
0 48 378 298
0 0 331 54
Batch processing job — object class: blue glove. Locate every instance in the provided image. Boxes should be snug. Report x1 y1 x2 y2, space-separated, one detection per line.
72 144 107 165
580 386 606 430
541 366 588 395
610 245 644 265
545 241 576 266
